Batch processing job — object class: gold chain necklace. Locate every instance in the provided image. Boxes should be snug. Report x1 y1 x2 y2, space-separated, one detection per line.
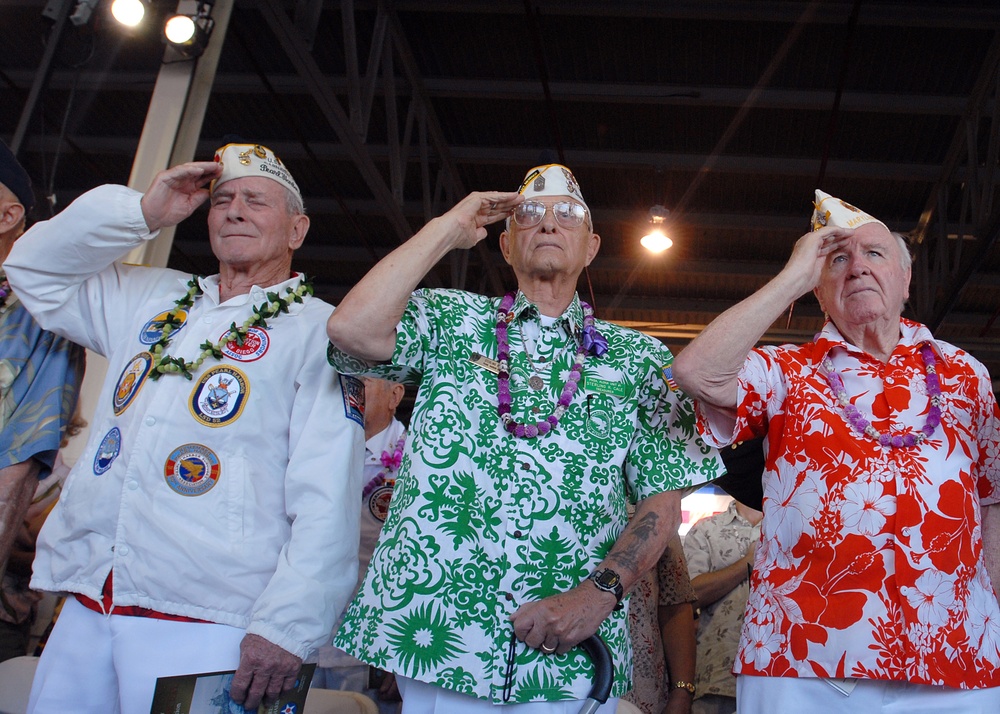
148 274 314 380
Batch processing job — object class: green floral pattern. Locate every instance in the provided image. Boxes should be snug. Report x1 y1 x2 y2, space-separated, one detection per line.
331 288 723 702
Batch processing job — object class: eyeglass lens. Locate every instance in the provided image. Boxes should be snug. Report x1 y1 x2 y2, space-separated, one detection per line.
513 201 587 228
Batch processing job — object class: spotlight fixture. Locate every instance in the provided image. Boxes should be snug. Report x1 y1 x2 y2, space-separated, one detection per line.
110 0 144 27
640 205 673 253
164 0 215 60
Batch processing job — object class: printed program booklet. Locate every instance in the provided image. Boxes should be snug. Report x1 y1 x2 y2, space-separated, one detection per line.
150 662 316 714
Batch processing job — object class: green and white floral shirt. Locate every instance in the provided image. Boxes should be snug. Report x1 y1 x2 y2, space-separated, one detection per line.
330 288 723 703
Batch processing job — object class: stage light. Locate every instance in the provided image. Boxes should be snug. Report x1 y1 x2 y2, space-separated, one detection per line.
110 0 144 27
163 1 215 60
640 205 673 253
164 14 197 44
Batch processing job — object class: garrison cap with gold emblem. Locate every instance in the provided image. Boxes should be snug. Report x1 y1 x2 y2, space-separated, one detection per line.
811 189 888 233
211 142 301 202
516 163 589 211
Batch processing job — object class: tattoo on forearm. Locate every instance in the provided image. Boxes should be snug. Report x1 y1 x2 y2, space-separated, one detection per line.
608 511 660 574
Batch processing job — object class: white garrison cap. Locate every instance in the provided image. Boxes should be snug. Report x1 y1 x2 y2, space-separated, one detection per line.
811 189 888 232
517 164 588 211
211 143 301 201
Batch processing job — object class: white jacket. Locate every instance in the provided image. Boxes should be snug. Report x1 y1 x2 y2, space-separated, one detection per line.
4 184 364 659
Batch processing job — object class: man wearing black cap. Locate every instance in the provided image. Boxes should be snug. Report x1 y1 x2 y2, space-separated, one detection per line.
4 143 364 713
0 140 84 661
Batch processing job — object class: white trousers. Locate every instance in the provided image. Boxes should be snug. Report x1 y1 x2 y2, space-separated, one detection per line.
737 674 1000 714
28 596 246 714
397 676 618 714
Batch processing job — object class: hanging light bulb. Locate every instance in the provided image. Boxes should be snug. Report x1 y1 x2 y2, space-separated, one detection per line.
111 0 144 27
640 205 673 253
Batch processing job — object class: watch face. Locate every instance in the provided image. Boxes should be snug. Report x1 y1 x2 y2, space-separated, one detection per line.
595 569 620 587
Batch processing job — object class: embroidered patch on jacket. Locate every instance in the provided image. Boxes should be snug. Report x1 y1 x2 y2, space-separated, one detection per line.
368 482 395 522
164 443 221 496
113 352 153 415
220 326 270 362
189 365 250 427
93 427 122 475
138 308 188 345
340 374 365 427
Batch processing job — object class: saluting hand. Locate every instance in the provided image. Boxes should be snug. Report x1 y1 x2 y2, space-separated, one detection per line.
779 225 854 298
433 191 524 251
140 161 223 233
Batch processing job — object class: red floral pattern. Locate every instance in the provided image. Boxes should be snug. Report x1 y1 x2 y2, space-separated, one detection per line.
697 319 1000 688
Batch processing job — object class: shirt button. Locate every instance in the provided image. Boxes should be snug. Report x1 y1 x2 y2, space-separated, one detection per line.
127 481 139 491
145 417 155 426
531 406 541 414
202 316 213 324
521 463 531 471
118 545 130 556
504 592 513 601
513 530 523 538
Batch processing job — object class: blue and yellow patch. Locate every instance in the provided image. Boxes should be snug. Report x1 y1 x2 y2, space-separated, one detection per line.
139 308 188 345
113 352 153 415
164 443 221 496
189 365 250 427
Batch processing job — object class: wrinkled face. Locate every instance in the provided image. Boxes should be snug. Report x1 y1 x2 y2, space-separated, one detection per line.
814 222 911 329
499 196 600 281
207 177 307 270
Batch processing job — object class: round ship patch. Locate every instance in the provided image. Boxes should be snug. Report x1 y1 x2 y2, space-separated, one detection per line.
368 483 395 523
139 308 188 345
93 427 122 475
113 352 153 416
164 444 221 496
220 326 269 362
189 365 250 427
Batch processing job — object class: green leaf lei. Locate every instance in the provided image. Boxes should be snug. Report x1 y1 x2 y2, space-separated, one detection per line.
148 274 314 380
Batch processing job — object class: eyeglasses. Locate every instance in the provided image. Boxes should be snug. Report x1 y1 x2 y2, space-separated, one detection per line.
512 200 589 229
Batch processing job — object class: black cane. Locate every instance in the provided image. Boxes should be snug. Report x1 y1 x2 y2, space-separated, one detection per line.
577 634 613 714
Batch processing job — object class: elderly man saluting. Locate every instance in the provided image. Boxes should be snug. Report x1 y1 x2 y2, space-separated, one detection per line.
673 192 1000 713
4 143 364 713
327 164 723 713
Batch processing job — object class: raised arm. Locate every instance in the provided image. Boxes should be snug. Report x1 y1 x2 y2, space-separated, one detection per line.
326 191 522 362
673 226 853 410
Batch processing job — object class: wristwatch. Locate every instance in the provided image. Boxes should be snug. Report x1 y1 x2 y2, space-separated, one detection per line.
672 680 696 696
587 567 624 604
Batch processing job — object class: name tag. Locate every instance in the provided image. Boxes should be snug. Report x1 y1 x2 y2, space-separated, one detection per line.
583 376 628 398
469 352 500 375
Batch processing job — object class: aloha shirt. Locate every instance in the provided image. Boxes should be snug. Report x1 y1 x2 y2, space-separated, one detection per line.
329 288 724 703
0 282 84 477
696 318 1000 689
683 500 759 700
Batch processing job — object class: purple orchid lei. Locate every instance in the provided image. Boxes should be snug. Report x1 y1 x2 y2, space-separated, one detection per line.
0 279 10 309
821 343 942 449
495 291 606 439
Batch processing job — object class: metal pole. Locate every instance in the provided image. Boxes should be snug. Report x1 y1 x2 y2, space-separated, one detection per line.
11 0 74 156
